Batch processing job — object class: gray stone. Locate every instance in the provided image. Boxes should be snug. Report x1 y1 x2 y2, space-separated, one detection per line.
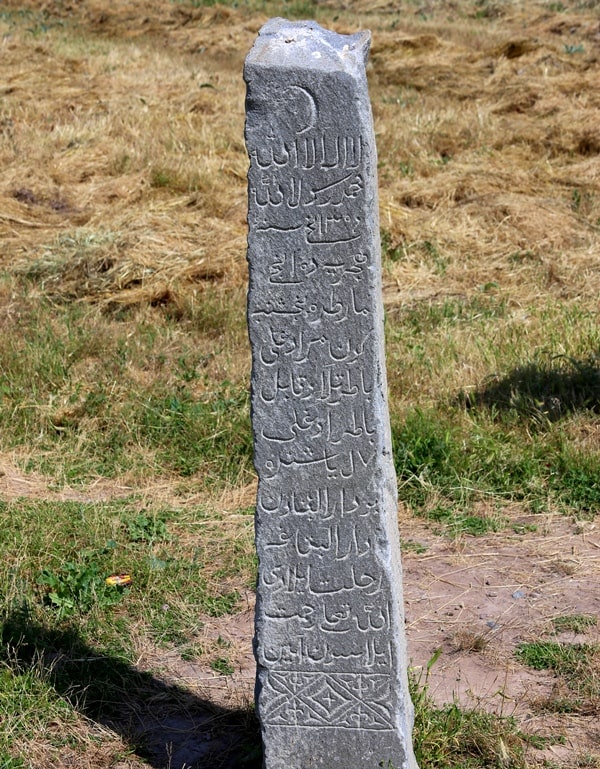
244 19 418 769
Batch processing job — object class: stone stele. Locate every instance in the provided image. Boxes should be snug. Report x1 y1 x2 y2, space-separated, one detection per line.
244 18 419 769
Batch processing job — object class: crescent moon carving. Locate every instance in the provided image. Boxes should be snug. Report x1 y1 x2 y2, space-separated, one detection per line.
281 85 318 135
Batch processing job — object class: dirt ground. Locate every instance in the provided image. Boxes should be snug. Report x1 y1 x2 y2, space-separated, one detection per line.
2 0 600 765
183 514 600 765
3 454 599 766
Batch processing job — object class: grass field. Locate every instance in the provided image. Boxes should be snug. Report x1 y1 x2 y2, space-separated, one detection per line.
1 0 600 766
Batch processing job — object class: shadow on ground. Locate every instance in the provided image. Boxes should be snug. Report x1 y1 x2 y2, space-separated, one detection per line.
1 607 261 769
460 354 600 421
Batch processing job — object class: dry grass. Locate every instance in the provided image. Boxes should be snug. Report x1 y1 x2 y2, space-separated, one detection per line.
1 2 249 314
1 0 598 319
4 0 598 411
2 0 600 766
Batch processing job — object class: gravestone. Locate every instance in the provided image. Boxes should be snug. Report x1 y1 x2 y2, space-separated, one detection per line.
244 19 418 769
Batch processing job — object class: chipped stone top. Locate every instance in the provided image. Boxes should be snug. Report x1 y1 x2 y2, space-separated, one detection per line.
244 18 371 76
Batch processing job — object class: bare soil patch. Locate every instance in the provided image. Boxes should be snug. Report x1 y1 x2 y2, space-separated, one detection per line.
2 0 600 765
104 508 600 767
4 452 599 764
402 512 600 762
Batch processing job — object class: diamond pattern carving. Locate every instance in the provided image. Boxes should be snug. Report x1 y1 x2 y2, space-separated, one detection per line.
261 672 393 730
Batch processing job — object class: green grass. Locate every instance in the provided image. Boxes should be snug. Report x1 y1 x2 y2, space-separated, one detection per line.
392 408 544 510
0 491 545 769
0 494 257 762
0 610 234 762
391 295 508 333
516 642 600 711
0 497 254 646
137 382 252 479
552 615 598 634
0 657 81 763
410 668 531 768
391 402 600 517
425 504 504 536
3 256 600 764
2 2 600 764
211 656 235 675
384 297 600 518
0 285 251 485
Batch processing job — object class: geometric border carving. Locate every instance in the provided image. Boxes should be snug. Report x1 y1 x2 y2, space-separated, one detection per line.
261 672 393 730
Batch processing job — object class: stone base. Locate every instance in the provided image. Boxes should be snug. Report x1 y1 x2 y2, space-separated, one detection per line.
261 724 412 769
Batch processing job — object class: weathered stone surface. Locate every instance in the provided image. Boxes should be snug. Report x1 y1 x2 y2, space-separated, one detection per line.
245 19 418 769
